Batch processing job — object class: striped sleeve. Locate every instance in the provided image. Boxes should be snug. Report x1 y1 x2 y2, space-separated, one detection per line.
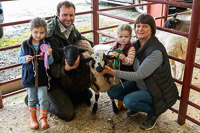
121 46 135 66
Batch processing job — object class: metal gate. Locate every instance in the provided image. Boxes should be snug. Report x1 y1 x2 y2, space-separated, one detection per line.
0 0 199 126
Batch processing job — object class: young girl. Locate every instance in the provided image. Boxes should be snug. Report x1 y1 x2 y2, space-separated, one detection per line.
109 23 135 72
18 17 53 130
109 24 135 110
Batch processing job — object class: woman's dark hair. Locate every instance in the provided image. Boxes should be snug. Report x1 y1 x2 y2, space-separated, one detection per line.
57 1 76 15
134 13 156 37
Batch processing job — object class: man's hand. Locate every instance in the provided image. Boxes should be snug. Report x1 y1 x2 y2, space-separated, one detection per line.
64 56 80 71
47 48 52 56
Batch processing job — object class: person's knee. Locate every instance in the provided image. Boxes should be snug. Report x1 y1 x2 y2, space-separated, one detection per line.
107 89 114 98
57 110 75 121
123 96 136 109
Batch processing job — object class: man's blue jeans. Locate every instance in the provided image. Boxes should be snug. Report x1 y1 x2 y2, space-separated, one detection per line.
107 81 155 115
27 86 49 110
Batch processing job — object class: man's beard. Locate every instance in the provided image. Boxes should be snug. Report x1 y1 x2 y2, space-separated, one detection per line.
62 20 73 28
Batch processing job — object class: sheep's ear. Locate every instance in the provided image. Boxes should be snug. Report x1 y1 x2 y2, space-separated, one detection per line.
173 13 177 19
91 58 95 68
81 57 93 64
78 48 86 54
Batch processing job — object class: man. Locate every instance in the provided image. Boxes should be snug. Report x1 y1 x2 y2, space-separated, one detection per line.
46 1 94 121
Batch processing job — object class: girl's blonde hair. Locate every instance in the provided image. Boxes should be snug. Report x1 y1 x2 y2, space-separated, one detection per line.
30 17 47 32
117 24 132 35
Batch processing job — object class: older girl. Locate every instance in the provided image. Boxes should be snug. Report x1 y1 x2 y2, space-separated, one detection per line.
18 17 53 130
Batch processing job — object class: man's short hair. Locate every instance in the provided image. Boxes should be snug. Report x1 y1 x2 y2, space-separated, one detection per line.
57 1 76 15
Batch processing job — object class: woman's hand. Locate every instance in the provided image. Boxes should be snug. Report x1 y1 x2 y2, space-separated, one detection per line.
101 65 115 75
64 56 80 71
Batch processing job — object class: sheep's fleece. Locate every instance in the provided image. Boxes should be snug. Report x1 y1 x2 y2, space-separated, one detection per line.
76 40 94 58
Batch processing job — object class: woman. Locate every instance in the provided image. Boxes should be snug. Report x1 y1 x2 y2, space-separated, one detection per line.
101 14 178 130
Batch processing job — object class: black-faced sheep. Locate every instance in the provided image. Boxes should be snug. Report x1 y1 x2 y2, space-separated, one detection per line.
163 13 200 48
67 42 122 114
59 45 93 106
156 31 188 80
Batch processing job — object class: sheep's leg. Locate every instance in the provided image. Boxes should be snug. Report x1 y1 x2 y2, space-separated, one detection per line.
92 93 99 115
177 63 184 80
170 59 176 79
177 53 186 80
111 98 119 114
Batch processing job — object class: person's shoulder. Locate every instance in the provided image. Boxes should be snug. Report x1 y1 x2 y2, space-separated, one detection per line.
47 16 56 24
22 39 28 45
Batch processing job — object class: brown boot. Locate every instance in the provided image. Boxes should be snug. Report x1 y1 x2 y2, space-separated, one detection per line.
28 107 39 129
117 100 126 110
40 109 50 130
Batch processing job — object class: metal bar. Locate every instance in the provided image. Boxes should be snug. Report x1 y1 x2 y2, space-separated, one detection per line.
0 11 92 27
173 78 183 85
185 114 200 126
98 12 134 23
170 107 179 114
99 2 155 12
188 100 200 110
0 78 21 86
99 24 119 30
193 62 200 69
178 0 200 125
168 55 185 64
80 29 93 34
92 0 99 44
155 11 192 20
157 26 200 41
0 90 3 109
0 63 21 71
144 0 192 9
97 30 116 39
0 44 21 51
190 84 200 93
1 88 26 99
100 40 116 44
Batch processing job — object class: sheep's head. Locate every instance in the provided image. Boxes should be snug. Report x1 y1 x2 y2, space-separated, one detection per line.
163 13 178 29
91 52 115 72
62 45 92 66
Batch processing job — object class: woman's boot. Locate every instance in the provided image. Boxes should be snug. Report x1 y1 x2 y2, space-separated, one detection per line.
28 107 39 129
40 109 50 130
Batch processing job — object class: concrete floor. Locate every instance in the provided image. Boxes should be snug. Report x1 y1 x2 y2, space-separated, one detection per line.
0 91 199 133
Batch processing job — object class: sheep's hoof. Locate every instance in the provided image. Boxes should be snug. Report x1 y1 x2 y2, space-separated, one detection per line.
113 108 119 114
112 100 119 114
92 103 98 115
112 103 119 114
